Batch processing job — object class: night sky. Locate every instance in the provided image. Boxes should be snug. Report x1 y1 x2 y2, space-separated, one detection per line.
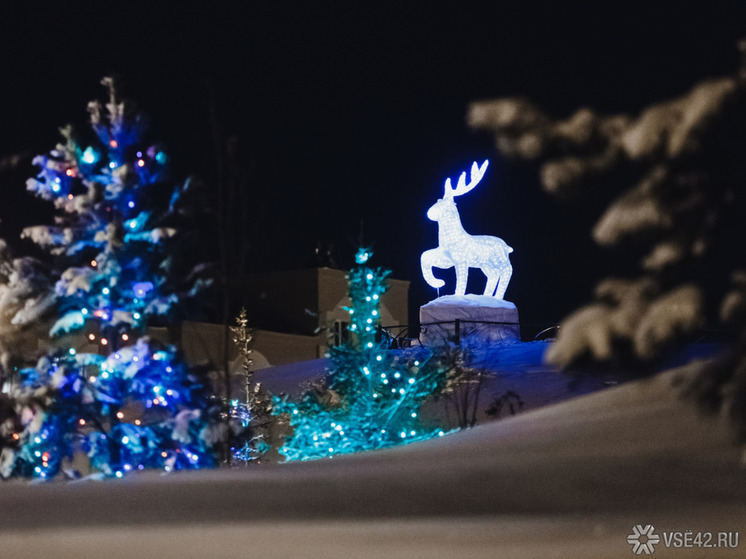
0 3 744 332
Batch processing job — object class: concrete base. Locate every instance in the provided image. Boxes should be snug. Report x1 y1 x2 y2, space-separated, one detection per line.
419 294 520 345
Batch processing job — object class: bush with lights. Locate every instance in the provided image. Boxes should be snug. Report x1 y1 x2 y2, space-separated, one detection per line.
0 78 221 479
273 248 452 461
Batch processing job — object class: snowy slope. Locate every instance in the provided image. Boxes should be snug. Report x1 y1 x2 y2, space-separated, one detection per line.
1 358 744 558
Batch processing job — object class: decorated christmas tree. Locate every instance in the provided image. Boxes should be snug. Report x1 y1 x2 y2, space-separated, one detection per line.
0 78 222 479
274 248 451 461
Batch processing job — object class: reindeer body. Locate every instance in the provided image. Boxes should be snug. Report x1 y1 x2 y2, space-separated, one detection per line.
421 160 513 299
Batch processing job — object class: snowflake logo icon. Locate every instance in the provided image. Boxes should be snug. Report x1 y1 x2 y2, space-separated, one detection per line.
627 524 660 555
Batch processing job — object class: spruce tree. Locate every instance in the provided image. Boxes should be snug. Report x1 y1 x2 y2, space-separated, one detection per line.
1 78 221 479
274 248 451 461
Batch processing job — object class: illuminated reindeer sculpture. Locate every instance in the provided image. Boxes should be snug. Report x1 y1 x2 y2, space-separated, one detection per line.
421 160 513 299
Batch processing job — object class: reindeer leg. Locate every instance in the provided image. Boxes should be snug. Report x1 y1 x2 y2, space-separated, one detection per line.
454 262 468 296
494 261 513 299
421 249 448 289
484 267 499 297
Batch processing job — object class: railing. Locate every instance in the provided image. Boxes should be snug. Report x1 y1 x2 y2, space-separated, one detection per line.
379 323 736 349
380 320 553 348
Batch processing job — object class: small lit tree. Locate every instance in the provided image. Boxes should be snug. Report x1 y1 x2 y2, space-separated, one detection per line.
274 248 451 461
228 308 272 463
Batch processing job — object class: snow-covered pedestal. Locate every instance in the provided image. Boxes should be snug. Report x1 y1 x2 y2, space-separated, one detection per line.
419 294 520 345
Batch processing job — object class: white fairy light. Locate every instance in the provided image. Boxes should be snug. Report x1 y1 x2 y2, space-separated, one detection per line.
420 160 513 299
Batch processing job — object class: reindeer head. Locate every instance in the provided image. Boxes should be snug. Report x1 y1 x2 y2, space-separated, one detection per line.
427 160 489 221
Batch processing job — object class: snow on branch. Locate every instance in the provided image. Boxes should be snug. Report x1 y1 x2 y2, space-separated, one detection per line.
470 43 746 371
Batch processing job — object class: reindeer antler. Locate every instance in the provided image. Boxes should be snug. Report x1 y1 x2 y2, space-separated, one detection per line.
444 160 489 199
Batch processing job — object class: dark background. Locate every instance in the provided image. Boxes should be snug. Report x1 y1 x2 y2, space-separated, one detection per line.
0 2 743 333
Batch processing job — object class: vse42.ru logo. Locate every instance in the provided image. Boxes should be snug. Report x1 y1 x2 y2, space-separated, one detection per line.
627 524 739 554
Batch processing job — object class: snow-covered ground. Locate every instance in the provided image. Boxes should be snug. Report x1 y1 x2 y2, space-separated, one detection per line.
1 344 744 558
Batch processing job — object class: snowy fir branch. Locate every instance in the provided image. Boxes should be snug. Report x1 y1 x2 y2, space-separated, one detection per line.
468 42 746 440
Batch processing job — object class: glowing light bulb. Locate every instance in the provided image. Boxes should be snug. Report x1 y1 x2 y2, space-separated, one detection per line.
82 147 96 164
102 287 110 295
110 140 118 148
100 338 108 346
121 436 129 444
79 419 86 425
121 334 129 341
135 419 141 426
133 312 141 320
137 159 145 167
68 348 76 355
109 161 117 169
66 168 74 177
116 411 124 419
